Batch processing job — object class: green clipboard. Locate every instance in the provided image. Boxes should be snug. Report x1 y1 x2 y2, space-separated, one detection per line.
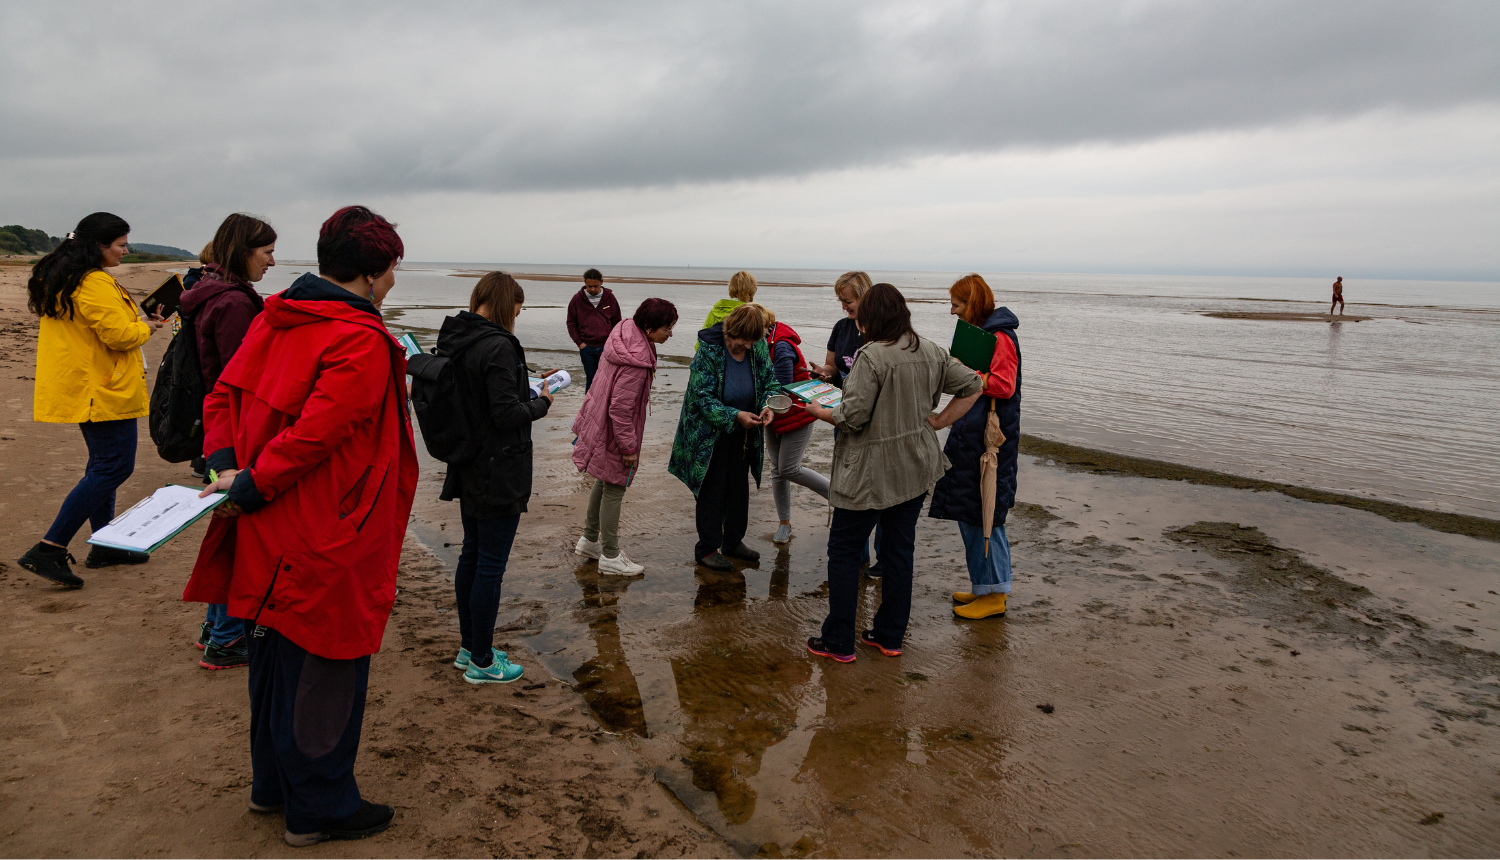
950 319 996 372
86 484 228 554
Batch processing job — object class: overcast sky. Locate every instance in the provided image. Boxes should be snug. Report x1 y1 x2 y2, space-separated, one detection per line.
2 1 1497 278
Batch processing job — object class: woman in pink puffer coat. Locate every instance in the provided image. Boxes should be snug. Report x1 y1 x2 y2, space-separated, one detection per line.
572 298 678 574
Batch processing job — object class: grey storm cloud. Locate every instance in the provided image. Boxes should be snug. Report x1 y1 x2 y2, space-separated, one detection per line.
2 0 1498 201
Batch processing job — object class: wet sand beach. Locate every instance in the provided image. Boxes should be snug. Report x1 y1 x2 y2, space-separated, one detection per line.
1 264 1497 856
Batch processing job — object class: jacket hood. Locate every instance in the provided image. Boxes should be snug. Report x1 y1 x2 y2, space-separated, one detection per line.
983 306 1020 332
709 298 742 315
768 321 801 346
436 309 509 356
697 322 726 348
603 319 656 369
262 272 382 329
179 265 264 318
576 286 616 300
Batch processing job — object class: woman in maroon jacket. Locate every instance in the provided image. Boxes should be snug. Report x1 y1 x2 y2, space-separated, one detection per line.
178 213 276 670
185 206 417 847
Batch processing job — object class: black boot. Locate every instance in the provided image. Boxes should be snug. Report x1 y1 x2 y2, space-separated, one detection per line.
18 543 83 588
284 800 395 847
85 545 151 569
697 551 734 571
721 542 760 562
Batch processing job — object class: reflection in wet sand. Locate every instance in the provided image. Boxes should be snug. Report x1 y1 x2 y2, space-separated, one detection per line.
671 564 813 825
569 559 648 737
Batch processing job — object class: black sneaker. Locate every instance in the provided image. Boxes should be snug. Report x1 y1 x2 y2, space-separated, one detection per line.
806 637 855 664
18 543 82 588
85 545 150 569
196 621 210 651
863 560 884 580
698 552 733 571
284 800 395 847
200 636 249 670
721 542 760 562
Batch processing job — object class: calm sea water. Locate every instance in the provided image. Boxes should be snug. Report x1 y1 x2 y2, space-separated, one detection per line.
252 264 1500 519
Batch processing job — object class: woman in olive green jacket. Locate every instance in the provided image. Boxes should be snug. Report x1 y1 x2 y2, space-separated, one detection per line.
802 283 981 662
18 213 166 588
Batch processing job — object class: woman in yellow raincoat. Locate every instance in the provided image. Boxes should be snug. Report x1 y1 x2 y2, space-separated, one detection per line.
18 212 167 587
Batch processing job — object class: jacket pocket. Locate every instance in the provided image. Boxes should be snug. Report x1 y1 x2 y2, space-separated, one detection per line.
339 466 373 519
356 463 392 533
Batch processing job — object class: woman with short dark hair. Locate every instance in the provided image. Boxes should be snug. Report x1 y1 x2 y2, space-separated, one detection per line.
802 283 982 662
437 271 551 685
18 212 167 588
184 205 417 846
179 213 278 669
572 297 679 574
669 302 777 571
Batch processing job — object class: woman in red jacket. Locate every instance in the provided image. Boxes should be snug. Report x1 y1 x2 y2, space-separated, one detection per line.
185 206 418 847
763 308 828 544
178 212 277 671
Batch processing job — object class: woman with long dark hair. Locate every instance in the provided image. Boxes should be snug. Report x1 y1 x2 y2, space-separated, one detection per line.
18 212 166 587
801 283 982 662
437 272 551 684
180 213 277 669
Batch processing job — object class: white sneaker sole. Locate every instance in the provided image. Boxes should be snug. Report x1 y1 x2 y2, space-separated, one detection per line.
574 539 601 560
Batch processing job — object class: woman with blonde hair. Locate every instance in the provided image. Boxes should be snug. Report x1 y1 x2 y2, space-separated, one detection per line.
695 270 757 351
928 274 1022 620
761 306 829 543
813 270 872 385
436 271 552 684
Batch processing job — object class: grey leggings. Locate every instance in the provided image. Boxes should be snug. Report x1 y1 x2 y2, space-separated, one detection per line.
766 424 830 521
583 479 628 556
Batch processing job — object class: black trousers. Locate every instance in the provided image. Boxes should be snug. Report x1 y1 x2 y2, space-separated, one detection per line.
248 627 370 835
694 430 751 560
820 492 926 655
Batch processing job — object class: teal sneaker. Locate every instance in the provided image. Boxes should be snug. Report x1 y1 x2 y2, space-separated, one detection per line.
463 656 524 685
453 647 507 670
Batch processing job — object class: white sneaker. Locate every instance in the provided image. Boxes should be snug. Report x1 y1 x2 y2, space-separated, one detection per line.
574 536 601 560
598 551 645 575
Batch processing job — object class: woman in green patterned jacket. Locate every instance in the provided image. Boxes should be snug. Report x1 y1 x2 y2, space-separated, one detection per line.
669 303 779 571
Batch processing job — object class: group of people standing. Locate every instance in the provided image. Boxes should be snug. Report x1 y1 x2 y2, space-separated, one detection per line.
16 205 1023 846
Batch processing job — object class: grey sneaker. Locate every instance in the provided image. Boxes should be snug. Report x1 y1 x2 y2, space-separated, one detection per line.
773 524 792 544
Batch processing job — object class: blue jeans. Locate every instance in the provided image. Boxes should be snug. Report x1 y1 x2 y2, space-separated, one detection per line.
579 345 604 391
455 513 521 668
204 603 245 646
957 521 1013 595
820 492 926 654
44 419 137 546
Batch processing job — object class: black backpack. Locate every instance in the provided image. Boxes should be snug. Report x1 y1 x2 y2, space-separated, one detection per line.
407 350 480 464
149 310 207 463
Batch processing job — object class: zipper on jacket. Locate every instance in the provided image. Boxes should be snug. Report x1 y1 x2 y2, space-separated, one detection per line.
356 463 392 533
249 555 286 638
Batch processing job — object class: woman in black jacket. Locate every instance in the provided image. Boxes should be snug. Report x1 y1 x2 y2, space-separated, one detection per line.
437 272 551 685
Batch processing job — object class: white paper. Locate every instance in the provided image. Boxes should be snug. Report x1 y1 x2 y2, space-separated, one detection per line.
528 370 572 397
88 485 226 552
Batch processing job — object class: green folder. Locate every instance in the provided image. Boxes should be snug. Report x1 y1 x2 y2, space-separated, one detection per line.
950 319 996 372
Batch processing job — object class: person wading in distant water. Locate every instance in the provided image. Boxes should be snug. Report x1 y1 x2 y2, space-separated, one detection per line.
566 268 621 391
19 212 167 588
1331 277 1345 316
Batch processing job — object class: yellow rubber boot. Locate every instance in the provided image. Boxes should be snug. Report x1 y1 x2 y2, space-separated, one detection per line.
952 591 979 604
954 593 1007 619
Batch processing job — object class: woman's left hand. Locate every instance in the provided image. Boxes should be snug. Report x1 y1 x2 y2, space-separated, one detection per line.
759 407 774 426
805 403 835 424
621 453 639 469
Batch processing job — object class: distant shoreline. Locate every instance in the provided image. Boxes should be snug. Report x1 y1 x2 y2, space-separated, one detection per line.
1020 435 1499 543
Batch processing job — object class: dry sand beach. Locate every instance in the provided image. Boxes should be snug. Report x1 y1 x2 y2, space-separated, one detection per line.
1 263 1498 857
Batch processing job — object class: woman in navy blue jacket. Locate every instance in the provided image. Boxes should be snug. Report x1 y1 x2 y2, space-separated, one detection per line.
928 274 1021 620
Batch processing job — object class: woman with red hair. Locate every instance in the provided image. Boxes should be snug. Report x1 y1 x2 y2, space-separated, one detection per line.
185 206 417 846
928 274 1022 620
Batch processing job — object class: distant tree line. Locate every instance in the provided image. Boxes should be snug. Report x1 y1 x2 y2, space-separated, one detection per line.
0 225 62 255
